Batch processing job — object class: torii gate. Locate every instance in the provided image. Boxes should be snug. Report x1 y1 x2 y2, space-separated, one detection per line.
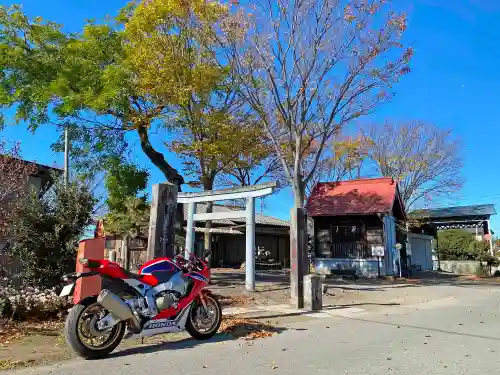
178 182 278 291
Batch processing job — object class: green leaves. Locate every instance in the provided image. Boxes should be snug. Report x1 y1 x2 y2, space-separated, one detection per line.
438 229 489 261
6 178 96 288
104 158 149 212
102 158 150 237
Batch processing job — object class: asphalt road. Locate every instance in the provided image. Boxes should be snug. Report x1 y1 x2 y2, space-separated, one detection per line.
8 284 500 375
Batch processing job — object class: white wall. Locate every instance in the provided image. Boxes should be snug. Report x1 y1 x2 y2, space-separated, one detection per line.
408 233 434 271
439 260 499 275
314 258 385 278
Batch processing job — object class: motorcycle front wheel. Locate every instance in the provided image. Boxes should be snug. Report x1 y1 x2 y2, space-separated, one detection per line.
186 293 222 340
64 296 125 359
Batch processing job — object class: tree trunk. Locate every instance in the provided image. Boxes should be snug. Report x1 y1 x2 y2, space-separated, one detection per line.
292 181 306 209
137 124 185 249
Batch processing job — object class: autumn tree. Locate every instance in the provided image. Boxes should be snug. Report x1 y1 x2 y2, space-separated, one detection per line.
366 121 463 209
227 0 412 208
0 1 240 248
219 132 284 188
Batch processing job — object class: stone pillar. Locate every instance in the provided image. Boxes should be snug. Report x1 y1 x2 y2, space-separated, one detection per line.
304 274 322 311
290 207 308 308
147 183 178 260
245 197 255 291
185 202 197 258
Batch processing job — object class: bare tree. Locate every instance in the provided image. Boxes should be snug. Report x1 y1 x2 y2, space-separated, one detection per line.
366 121 464 209
305 133 371 196
218 140 285 188
0 140 36 249
226 0 412 208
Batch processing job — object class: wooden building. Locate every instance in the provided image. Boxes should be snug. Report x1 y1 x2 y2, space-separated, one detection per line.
306 178 406 277
95 203 290 270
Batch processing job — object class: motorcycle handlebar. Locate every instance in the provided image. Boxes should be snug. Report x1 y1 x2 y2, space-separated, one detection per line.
176 251 208 271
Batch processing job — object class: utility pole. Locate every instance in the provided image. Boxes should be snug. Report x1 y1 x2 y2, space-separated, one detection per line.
64 127 69 186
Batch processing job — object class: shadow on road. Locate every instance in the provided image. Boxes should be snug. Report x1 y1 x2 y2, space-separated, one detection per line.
108 322 288 359
237 302 401 321
339 316 500 342
109 334 232 359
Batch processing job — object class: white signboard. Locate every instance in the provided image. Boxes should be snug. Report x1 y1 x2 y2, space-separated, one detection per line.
371 245 385 257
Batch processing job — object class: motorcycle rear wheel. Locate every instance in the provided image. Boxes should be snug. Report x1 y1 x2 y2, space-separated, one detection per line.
64 296 125 359
186 293 222 340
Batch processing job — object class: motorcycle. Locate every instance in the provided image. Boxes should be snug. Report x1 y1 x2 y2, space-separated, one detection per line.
59 251 221 359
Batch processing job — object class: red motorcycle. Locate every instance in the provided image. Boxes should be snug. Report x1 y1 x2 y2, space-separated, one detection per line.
60 252 221 359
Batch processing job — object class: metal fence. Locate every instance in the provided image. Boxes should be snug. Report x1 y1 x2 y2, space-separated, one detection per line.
331 241 371 259
0 255 23 286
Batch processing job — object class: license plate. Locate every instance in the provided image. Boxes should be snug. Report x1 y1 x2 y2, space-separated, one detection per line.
60 283 75 297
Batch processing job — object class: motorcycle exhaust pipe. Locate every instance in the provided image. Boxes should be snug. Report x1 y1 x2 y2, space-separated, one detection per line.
97 289 141 334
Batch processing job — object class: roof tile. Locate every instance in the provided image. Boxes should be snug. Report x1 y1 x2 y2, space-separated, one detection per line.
306 177 402 217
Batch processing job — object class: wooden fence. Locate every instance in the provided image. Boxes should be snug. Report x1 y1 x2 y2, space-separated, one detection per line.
0 255 23 286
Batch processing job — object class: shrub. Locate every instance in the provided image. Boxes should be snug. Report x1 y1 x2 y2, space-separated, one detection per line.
6 178 96 289
474 263 487 277
438 229 491 260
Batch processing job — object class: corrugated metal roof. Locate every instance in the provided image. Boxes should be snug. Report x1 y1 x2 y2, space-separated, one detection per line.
306 177 403 217
183 203 236 225
410 204 496 219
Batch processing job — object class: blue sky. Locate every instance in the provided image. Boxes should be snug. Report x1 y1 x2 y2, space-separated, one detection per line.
1 0 500 230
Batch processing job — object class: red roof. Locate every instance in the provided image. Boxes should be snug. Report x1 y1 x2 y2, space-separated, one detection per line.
306 177 405 218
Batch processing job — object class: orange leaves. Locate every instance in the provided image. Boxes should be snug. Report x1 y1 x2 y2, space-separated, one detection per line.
389 13 408 33
344 6 356 22
220 317 276 340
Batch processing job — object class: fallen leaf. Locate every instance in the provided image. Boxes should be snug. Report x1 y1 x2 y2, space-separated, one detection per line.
220 317 275 340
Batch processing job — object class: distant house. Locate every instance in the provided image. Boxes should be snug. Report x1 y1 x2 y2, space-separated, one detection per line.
306 177 407 277
0 157 61 251
95 203 290 270
0 156 60 198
